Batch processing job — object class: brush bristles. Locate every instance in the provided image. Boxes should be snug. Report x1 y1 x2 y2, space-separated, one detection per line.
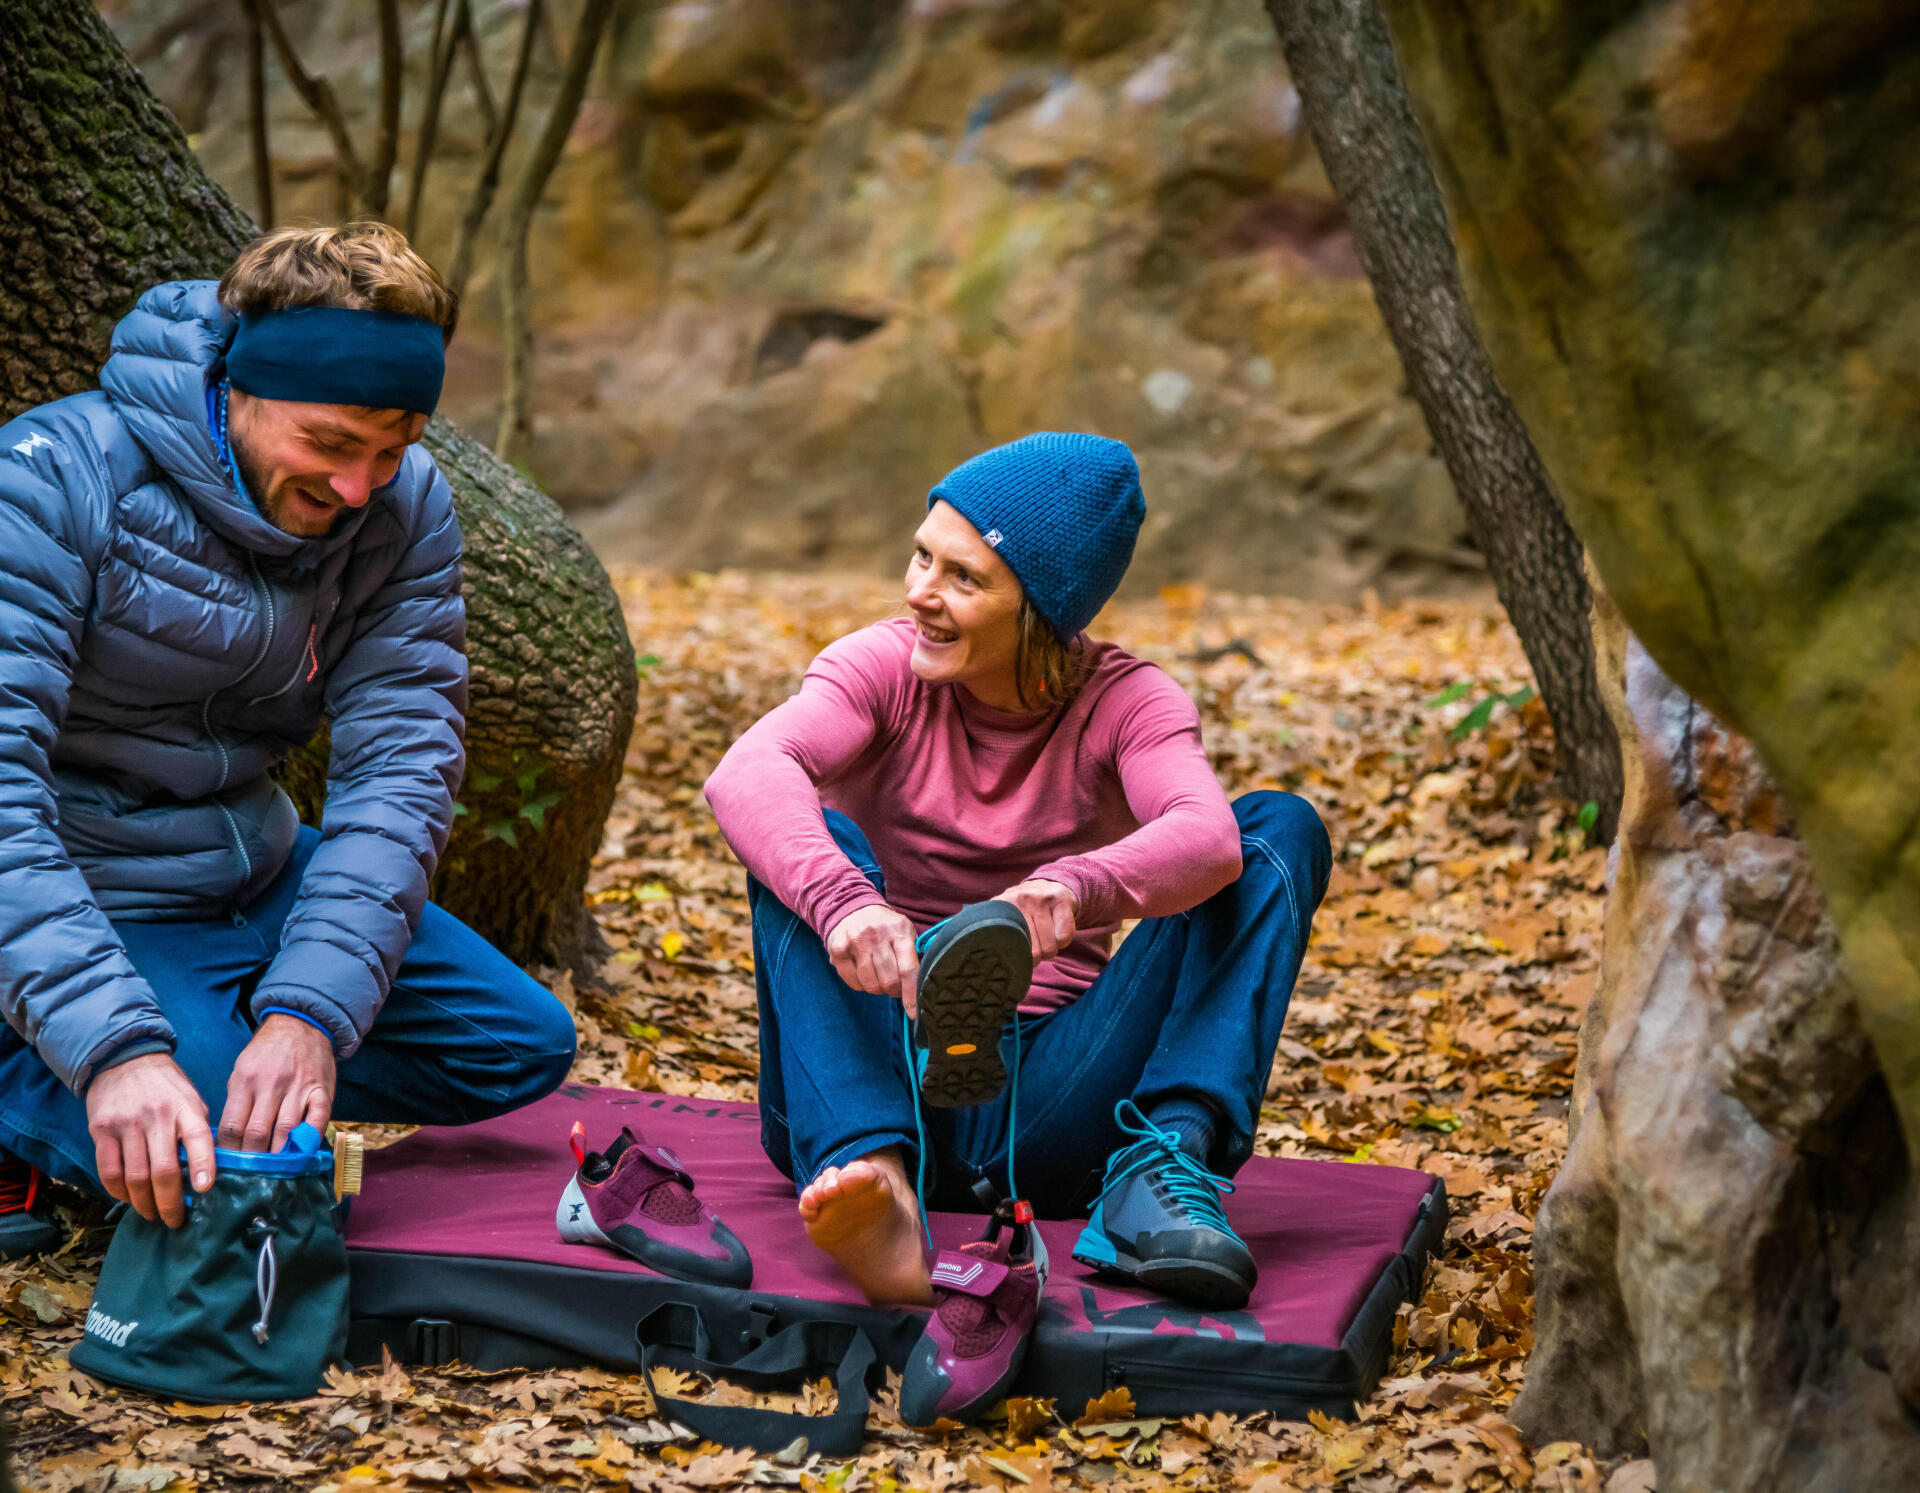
333 1130 365 1199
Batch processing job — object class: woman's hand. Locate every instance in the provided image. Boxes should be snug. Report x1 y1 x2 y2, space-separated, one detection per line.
997 879 1078 963
826 903 922 1014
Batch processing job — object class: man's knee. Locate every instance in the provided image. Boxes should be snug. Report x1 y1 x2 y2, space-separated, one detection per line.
823 810 884 892
1232 790 1332 905
513 982 578 1102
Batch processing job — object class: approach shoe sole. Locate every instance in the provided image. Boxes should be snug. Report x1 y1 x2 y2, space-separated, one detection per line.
915 901 1034 1108
1071 1220 1256 1312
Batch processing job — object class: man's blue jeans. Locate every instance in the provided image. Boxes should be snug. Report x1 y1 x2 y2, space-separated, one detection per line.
0 827 579 1195
749 790 1331 1217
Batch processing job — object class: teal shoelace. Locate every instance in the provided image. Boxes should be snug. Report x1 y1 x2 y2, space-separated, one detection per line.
901 917 1023 1246
1098 1099 1243 1241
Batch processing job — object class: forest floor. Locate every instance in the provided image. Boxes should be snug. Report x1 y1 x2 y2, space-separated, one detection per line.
2 569 1651 1493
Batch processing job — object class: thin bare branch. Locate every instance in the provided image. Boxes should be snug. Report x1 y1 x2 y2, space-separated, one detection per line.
447 0 540 300
404 0 458 237
256 0 364 214
496 0 619 464
364 0 404 217
457 0 498 139
240 0 274 227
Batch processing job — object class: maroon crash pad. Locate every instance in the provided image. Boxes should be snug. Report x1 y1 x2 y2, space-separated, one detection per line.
345 1084 1444 1417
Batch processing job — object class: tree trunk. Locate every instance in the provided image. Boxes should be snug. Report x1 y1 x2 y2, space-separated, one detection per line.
0 0 637 971
1513 600 1919 1489
1263 0 1622 843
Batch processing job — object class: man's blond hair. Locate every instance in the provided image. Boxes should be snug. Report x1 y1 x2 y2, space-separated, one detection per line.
218 221 459 342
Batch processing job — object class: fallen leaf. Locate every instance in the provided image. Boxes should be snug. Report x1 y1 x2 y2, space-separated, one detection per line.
1074 1387 1136 1427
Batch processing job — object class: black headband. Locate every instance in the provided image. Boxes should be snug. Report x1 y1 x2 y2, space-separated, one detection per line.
227 306 445 416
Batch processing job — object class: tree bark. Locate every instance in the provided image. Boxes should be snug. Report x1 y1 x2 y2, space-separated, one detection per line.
0 0 637 971
1263 0 1622 843
495 0 618 467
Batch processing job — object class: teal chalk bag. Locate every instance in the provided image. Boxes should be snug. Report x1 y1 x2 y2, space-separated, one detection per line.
72 1124 349 1402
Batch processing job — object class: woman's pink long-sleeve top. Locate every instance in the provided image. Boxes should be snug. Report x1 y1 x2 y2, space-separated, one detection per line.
704 617 1242 1012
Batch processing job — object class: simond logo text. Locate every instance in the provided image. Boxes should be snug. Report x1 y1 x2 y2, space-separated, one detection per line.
85 1308 139 1348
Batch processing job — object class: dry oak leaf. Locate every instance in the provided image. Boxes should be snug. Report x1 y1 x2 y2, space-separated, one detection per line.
1074 1386 1136 1427
1003 1396 1056 1442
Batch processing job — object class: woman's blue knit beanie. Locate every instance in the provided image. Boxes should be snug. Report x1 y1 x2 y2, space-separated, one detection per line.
929 432 1145 642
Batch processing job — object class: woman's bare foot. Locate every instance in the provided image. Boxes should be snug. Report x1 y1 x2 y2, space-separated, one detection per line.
798 1148 932 1305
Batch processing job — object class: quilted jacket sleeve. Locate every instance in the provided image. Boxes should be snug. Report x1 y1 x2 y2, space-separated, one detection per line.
0 408 177 1094
249 455 468 1055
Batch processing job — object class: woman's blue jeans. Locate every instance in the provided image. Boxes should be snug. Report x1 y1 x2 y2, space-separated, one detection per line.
0 826 579 1195
749 790 1331 1217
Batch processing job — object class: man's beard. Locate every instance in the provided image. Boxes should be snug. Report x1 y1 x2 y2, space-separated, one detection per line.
232 443 339 537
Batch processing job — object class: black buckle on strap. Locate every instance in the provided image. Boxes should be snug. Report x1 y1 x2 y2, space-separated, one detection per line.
740 1301 779 1349
408 1317 461 1365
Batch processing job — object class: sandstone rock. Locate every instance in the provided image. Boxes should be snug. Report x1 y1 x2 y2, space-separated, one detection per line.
1379 0 1920 1148
122 0 1482 604
1516 600 1919 1491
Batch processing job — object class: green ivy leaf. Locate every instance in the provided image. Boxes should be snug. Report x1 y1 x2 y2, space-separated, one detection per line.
1503 685 1536 709
1577 799 1600 833
1425 681 1471 709
470 771 501 793
481 819 519 848
1449 696 1499 741
517 790 564 831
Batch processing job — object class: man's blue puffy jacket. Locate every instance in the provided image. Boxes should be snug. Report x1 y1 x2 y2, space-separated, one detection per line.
0 282 467 1095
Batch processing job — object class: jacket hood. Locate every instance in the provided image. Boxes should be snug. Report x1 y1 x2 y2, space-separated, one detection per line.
100 281 376 561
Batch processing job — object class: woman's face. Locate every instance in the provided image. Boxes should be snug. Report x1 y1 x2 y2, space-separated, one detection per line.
904 501 1025 703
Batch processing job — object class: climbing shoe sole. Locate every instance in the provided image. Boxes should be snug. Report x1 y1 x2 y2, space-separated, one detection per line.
915 901 1034 1108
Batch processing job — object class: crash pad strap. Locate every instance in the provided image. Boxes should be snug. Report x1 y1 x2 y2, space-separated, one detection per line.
635 1302 880 1455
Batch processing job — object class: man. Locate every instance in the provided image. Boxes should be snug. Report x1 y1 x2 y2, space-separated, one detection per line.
0 223 577 1252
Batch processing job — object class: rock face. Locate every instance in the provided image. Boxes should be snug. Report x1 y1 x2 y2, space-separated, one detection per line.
1377 0 1920 1149
116 0 1483 603
1515 593 1920 1491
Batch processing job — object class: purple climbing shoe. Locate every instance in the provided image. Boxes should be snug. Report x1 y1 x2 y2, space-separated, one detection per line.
556 1122 752 1288
898 1200 1047 1426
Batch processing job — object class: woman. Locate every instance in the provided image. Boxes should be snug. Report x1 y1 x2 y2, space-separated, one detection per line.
705 432 1330 1315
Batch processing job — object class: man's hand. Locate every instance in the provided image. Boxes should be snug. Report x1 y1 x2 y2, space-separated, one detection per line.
997 880 1078 963
826 903 922 1015
218 1014 336 1154
86 1054 215 1228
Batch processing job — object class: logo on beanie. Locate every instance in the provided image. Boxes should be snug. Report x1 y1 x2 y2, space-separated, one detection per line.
983 529 1004 549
